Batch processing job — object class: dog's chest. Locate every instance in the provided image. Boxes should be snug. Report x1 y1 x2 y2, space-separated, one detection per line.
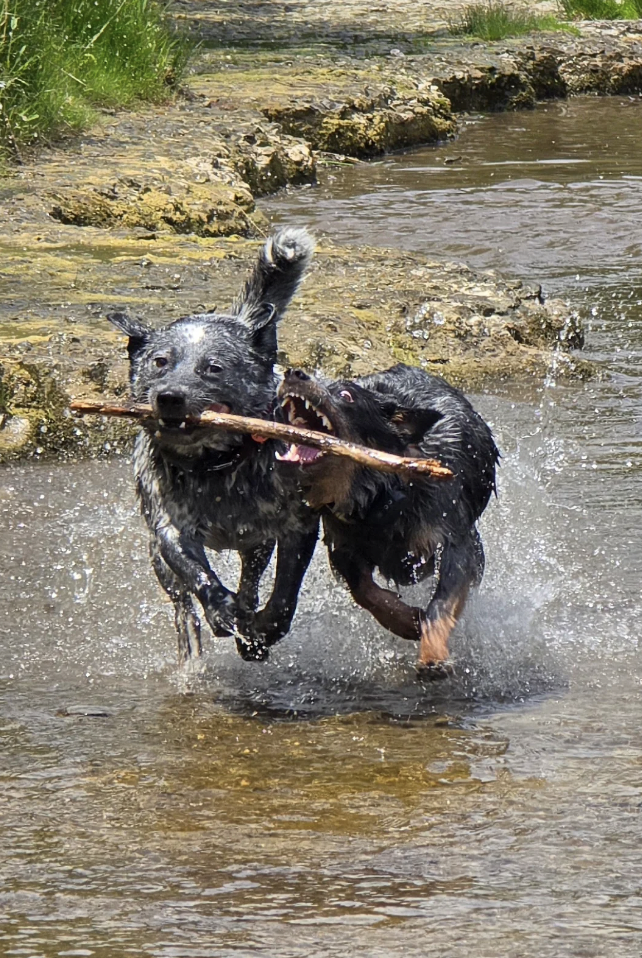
325 486 444 585
188 472 285 550
139 443 301 550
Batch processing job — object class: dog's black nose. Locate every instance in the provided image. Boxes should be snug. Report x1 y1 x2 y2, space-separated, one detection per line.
285 368 310 381
155 391 187 420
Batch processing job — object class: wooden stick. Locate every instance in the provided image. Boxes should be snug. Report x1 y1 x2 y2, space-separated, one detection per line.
69 399 453 480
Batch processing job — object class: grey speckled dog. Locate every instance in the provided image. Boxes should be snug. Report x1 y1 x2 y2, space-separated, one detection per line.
108 228 319 663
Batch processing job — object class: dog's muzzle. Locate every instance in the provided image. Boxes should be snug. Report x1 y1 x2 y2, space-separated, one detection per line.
154 390 188 425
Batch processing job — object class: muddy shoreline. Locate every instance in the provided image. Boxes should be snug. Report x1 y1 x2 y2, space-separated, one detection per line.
2 7 641 462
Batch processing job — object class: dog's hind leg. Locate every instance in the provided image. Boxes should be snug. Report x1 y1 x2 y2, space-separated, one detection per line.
416 529 485 680
151 544 203 661
245 523 319 655
329 548 423 640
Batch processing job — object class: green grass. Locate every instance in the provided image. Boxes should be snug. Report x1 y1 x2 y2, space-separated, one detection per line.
559 0 642 18
0 0 190 159
450 2 569 40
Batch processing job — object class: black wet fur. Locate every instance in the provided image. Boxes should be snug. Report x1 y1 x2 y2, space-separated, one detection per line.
277 364 499 674
109 228 319 662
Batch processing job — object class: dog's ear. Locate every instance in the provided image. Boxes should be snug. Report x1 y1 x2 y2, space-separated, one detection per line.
387 405 444 445
107 312 151 361
248 303 277 360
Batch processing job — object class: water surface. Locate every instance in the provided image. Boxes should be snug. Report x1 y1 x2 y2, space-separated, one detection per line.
2 97 642 957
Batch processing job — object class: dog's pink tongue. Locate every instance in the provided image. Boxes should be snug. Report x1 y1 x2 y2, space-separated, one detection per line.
275 444 323 463
207 402 231 414
298 445 322 463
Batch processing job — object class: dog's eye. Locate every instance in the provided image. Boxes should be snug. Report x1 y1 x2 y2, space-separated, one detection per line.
154 356 168 369
207 360 222 374
340 389 354 403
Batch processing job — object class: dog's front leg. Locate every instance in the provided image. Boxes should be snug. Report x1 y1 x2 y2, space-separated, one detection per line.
234 542 276 662
155 520 237 638
237 542 276 614
247 523 319 650
329 547 423 640
151 542 203 661
328 544 458 681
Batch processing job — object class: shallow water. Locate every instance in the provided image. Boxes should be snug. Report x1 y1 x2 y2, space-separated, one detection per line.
2 97 642 956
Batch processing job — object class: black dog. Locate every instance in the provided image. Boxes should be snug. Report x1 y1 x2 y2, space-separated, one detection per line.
276 364 498 677
108 228 319 662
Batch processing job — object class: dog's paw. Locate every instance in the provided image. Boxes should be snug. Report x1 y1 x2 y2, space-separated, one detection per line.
415 660 454 682
202 592 237 638
235 633 270 662
243 609 290 648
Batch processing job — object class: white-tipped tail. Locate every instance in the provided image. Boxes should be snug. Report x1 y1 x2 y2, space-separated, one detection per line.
234 226 314 326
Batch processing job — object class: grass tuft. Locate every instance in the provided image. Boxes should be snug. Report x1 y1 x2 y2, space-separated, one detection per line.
0 0 190 159
450 2 569 40
559 0 642 18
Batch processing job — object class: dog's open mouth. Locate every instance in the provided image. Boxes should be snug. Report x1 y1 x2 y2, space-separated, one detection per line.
276 393 334 466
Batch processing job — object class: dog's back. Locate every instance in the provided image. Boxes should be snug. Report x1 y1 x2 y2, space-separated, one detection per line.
356 364 498 543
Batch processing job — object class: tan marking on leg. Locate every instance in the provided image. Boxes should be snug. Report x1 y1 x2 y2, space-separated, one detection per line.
304 458 357 511
417 611 456 668
416 589 468 671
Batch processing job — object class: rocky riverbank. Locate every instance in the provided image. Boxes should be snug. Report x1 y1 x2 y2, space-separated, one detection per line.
2 3 641 462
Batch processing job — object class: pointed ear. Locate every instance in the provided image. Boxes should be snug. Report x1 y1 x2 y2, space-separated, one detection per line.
107 312 150 338
249 302 277 331
388 406 444 445
107 312 151 362
249 303 277 360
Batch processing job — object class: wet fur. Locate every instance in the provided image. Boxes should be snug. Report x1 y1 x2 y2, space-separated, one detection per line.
109 228 319 662
278 364 499 676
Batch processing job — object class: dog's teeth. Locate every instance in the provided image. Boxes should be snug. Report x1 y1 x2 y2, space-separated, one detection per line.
321 414 333 431
275 445 300 463
158 418 165 427
304 400 311 410
179 421 186 430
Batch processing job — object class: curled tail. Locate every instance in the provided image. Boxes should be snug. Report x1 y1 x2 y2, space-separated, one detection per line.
234 227 314 327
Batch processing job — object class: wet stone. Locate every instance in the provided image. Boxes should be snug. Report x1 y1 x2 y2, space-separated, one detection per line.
57 706 113 718
48 173 263 238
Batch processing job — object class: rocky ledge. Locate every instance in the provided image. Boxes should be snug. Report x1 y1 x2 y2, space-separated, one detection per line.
0 234 587 463
2 11 636 462
10 23 642 243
